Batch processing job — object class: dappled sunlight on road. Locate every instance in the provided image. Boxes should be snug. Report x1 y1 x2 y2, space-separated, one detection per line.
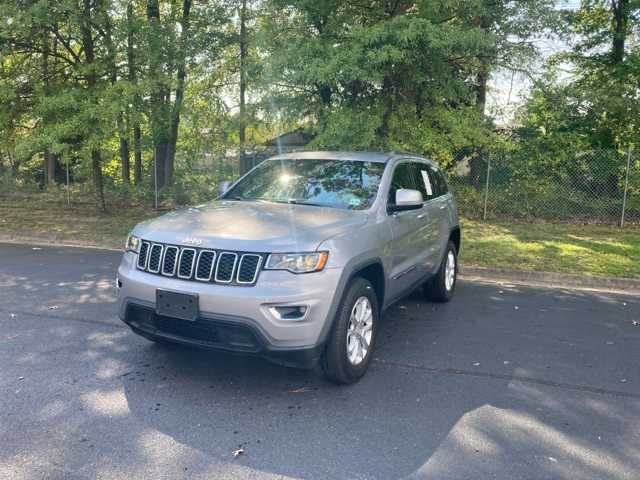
81 388 130 417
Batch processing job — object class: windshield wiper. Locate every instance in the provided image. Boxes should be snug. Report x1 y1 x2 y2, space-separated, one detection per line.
287 199 328 207
224 196 270 203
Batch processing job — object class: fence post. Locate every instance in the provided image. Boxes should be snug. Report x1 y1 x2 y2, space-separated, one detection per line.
620 146 632 227
482 152 491 221
153 148 158 210
66 155 70 207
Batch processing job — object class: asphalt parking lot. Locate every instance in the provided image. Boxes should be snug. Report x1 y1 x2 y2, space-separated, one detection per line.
1 243 639 480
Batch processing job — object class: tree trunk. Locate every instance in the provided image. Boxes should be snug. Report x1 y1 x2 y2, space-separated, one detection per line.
118 113 131 185
127 1 143 185
611 0 629 64
475 67 489 116
147 0 169 189
133 124 142 184
165 0 192 185
81 0 106 211
146 0 191 187
377 76 394 141
104 9 130 185
42 28 57 185
238 0 250 174
468 66 490 188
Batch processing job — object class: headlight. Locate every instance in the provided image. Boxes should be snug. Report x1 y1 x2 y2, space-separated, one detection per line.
125 234 141 253
265 251 329 274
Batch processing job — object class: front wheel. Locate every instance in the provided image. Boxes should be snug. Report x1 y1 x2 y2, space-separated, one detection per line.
322 278 379 384
424 241 458 303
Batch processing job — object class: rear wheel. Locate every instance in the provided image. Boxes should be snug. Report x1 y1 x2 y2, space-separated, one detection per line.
322 278 378 384
424 241 457 303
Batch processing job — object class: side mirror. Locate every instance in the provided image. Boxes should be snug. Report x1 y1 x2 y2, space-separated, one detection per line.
388 188 423 213
218 180 231 196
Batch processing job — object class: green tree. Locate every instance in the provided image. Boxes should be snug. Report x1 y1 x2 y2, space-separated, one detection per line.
259 0 504 164
523 1 640 150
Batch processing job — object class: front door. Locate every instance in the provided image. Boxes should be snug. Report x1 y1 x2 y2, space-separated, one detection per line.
386 161 434 300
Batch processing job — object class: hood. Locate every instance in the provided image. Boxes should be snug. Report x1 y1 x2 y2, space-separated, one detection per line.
133 200 368 252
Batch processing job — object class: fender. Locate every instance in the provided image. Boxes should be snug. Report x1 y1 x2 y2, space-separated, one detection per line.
315 257 387 346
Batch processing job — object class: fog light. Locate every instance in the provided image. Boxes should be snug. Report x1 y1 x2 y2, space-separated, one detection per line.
271 305 308 321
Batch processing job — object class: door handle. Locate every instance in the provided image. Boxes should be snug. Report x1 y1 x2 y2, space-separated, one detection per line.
439 204 447 210
417 213 426 219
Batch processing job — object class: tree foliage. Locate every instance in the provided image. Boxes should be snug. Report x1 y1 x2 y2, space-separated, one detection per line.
1 0 632 210
521 0 640 151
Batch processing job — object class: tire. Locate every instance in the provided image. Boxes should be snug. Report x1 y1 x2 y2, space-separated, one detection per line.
321 277 379 384
424 241 458 303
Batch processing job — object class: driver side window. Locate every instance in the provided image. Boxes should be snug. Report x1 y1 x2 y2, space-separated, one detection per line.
388 162 421 206
388 162 434 205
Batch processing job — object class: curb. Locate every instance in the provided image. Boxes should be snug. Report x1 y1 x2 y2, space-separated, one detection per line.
2 234 639 295
460 266 640 295
0 234 121 252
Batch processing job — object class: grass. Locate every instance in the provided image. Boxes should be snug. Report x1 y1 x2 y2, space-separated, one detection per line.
460 219 640 278
1 193 639 279
0 192 159 249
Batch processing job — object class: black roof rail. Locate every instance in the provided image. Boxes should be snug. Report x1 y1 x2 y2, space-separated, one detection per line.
388 151 428 158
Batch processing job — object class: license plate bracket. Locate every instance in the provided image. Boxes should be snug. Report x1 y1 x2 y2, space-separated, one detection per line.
156 290 198 321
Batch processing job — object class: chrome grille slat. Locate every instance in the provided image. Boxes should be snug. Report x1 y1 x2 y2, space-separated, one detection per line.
135 241 261 286
195 250 216 281
215 252 238 283
137 241 150 270
178 248 197 279
147 244 163 273
237 254 263 284
161 246 179 276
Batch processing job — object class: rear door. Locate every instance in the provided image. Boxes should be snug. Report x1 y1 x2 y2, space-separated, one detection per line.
426 164 453 268
413 162 442 273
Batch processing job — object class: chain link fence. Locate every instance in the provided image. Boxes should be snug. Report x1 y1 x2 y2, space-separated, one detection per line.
448 147 639 225
2 140 639 226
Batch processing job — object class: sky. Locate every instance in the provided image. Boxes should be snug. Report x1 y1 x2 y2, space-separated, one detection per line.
486 0 580 126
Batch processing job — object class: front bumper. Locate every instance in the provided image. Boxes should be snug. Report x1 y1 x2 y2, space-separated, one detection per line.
122 303 324 368
117 252 342 362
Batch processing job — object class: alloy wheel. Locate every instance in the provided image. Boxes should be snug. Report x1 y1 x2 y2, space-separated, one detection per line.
346 296 374 366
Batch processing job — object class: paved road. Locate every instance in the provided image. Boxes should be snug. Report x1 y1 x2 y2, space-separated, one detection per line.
1 243 639 480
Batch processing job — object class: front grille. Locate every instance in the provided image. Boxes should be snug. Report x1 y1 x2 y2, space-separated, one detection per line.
136 241 263 286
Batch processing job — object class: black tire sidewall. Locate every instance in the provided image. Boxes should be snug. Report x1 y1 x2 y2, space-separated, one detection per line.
324 277 379 383
425 241 457 302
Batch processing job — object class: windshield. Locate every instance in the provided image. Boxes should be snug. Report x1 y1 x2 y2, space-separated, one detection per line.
222 159 386 210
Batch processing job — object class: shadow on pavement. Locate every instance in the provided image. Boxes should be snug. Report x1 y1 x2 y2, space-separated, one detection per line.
1 244 639 479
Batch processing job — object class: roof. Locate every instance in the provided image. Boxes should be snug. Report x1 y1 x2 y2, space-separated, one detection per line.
268 151 402 163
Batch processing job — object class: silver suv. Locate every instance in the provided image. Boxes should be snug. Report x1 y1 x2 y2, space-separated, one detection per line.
117 152 460 383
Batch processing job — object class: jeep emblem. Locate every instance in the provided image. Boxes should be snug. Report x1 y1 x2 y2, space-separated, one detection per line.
182 237 203 246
